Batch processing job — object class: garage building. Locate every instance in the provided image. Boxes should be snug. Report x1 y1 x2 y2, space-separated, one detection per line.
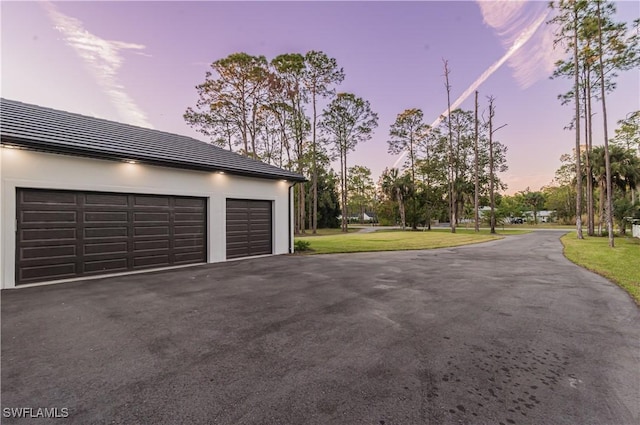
0 98 305 289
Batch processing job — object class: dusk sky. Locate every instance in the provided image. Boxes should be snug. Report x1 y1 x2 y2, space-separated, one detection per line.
2 1 639 194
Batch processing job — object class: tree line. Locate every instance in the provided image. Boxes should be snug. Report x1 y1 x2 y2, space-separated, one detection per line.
184 51 515 234
376 97 508 233
548 0 639 246
542 118 639 234
184 51 377 234
184 50 514 234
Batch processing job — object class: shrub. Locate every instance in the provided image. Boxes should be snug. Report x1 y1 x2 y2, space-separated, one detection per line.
294 240 311 252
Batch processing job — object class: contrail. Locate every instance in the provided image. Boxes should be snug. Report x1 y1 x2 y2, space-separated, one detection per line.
392 9 549 169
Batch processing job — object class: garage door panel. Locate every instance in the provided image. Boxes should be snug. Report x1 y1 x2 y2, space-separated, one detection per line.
83 259 128 274
133 255 171 268
174 237 205 249
134 196 170 207
84 242 128 255
174 225 205 235
226 231 248 241
21 190 77 205
83 252 133 264
84 193 128 206
20 263 77 282
227 223 249 231
175 212 205 222
84 227 128 238
21 211 77 224
227 247 247 257
84 211 128 223
16 189 207 285
134 226 170 237
134 239 170 251
132 245 170 256
174 252 206 264
250 239 271 248
175 198 205 208
19 223 78 232
19 201 79 211
21 245 76 259
174 247 204 256
249 209 269 215
134 212 170 222
21 228 77 241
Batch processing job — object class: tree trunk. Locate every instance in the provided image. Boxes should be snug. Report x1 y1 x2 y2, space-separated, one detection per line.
586 64 595 236
307 189 313 231
295 96 306 235
425 144 432 231
397 191 406 230
599 180 605 236
489 99 496 235
596 0 614 247
339 150 345 232
250 105 257 158
410 136 417 230
474 90 480 232
443 60 456 233
312 90 318 234
573 4 584 239
342 150 348 233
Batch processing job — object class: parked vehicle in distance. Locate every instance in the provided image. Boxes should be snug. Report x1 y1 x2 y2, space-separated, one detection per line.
510 217 524 224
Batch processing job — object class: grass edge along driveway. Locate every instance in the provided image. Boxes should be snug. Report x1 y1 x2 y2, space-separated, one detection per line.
561 232 640 305
296 229 529 254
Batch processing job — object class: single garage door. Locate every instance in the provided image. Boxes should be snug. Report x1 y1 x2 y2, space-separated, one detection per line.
16 188 207 285
226 199 272 259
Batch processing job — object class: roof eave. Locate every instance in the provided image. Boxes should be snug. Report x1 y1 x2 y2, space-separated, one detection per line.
0 136 307 183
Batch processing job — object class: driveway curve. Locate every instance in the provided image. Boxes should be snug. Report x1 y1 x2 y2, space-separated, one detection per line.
2 230 638 424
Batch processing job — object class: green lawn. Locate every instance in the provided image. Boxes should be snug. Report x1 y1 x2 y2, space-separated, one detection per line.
295 228 528 254
296 228 360 237
561 233 640 305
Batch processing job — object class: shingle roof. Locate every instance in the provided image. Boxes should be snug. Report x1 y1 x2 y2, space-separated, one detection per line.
0 98 305 182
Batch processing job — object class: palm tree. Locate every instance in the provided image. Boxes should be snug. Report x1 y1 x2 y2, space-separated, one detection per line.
590 145 640 235
381 168 412 230
523 191 546 224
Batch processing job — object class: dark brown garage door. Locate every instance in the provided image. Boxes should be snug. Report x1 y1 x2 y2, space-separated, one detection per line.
16 188 207 285
226 199 272 259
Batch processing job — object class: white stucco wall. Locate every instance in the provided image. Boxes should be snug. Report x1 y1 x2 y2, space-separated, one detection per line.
0 148 294 289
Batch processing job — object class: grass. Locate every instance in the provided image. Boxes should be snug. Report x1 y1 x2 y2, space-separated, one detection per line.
295 227 528 254
296 227 360 237
561 233 640 305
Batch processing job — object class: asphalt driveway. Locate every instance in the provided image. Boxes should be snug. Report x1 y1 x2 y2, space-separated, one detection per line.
2 231 638 424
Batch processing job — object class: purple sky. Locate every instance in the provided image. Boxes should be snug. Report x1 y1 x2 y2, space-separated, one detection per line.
2 1 639 194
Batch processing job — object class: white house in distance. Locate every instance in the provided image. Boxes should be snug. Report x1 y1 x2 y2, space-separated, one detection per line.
0 99 305 289
523 210 555 223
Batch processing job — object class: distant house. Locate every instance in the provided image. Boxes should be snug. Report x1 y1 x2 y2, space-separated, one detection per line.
362 211 377 222
523 210 555 223
345 211 376 223
0 99 305 289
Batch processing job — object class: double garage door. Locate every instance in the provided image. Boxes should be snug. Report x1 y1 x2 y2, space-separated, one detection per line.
15 189 274 285
16 188 207 285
